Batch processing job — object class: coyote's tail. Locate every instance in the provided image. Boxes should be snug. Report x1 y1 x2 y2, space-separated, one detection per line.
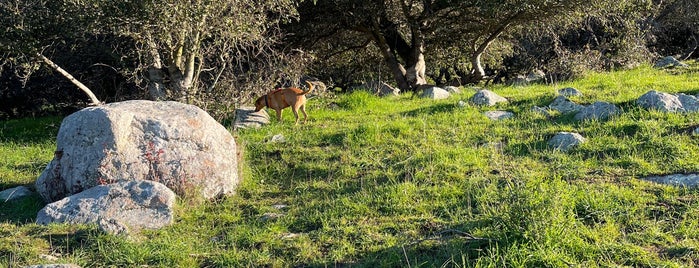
299 81 315 95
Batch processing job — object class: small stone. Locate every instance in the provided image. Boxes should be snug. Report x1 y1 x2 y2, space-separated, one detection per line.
470 90 508 106
281 233 301 239
272 204 288 210
270 134 286 143
484 111 514 120
549 96 584 114
574 101 620 121
548 132 586 152
643 174 699 187
457 101 467 107
420 86 451 100
558 87 582 97
0 186 32 202
260 212 285 221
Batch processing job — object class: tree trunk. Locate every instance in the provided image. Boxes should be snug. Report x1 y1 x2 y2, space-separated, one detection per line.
36 53 101 106
146 32 167 100
370 26 411 91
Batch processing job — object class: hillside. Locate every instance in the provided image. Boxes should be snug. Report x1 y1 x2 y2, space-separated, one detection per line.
2 64 699 267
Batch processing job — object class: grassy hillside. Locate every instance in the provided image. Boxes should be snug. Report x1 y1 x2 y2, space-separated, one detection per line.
1 64 699 267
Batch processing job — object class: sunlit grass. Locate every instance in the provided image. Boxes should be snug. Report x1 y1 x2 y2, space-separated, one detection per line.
1 64 699 267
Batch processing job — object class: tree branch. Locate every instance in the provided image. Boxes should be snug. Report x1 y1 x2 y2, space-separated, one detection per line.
36 53 102 106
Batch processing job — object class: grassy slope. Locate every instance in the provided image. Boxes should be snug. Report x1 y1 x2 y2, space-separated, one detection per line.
1 64 698 267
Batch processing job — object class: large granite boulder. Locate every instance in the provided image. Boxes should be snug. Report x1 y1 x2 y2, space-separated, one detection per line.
37 180 175 234
36 100 238 202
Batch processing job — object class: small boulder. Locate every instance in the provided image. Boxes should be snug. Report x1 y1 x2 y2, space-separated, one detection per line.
549 96 584 114
693 127 699 136
235 106 270 130
37 180 175 234
654 56 689 69
457 100 468 107
558 87 582 97
420 86 451 100
269 134 286 143
0 186 32 202
484 111 514 120
548 132 586 151
36 100 239 202
574 101 620 121
636 90 684 112
470 90 508 106
643 174 699 187
526 70 546 82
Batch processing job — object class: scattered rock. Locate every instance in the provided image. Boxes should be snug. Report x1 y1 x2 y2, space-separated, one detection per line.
484 111 514 120
281 233 302 239
574 101 620 121
549 96 584 114
654 56 689 69
235 106 270 130
636 90 685 112
526 70 546 82
694 127 699 136
35 100 239 202
548 132 586 151
470 90 508 106
507 75 528 87
444 86 462 94
558 87 582 97
37 180 176 234
531 106 550 115
272 204 288 210
269 134 286 143
457 100 468 107
353 81 400 97
39 254 59 262
0 186 32 202
677 94 699 112
420 86 451 100
643 174 699 187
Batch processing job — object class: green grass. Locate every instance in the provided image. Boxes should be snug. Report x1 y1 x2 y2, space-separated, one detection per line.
1 63 699 267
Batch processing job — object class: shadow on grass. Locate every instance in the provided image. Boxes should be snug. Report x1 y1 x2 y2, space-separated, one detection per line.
0 116 61 144
0 193 44 224
400 103 459 117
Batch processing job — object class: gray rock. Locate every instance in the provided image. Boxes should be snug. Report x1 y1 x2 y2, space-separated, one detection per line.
1 186 32 202
678 94 699 112
636 90 685 112
35 100 239 202
526 70 546 82
457 100 467 107
574 101 620 121
444 86 462 94
548 132 586 151
260 212 285 221
270 134 286 143
470 90 508 106
558 87 582 97
37 180 175 233
420 86 450 100
549 96 584 114
235 106 270 130
693 127 699 136
484 111 514 120
507 75 528 87
531 106 550 115
643 174 699 187
353 81 400 97
654 56 689 68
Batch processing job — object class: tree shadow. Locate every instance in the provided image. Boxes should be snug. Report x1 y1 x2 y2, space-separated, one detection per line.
400 103 459 117
0 116 61 144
